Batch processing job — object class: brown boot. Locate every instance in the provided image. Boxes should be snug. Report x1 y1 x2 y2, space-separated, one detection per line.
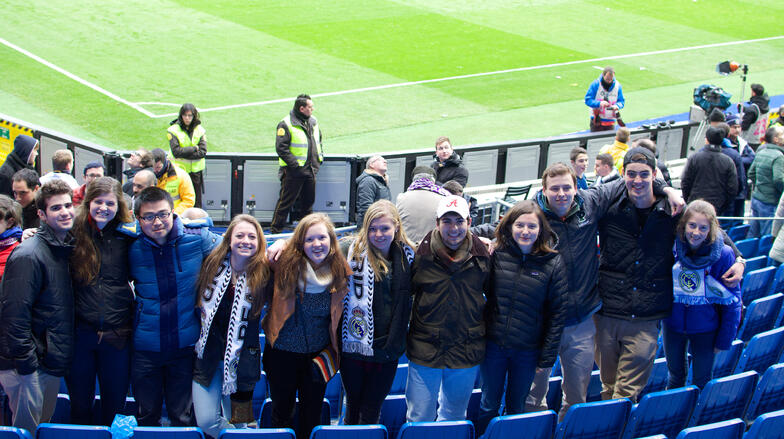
230 399 255 425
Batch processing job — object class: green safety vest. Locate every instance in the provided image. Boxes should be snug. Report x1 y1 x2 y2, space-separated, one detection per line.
167 124 206 173
278 114 322 167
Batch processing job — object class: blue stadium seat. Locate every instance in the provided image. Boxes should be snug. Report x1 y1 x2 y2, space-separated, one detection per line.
390 364 408 396
735 327 784 374
688 371 758 427
50 394 70 424
398 353 408 364
219 428 296 439
324 372 343 419
677 419 744 439
738 294 784 342
742 267 777 305
728 225 750 242
310 425 387 439
745 256 768 273
736 239 760 259
758 235 774 258
769 265 784 297
586 370 602 402
0 427 31 439
641 358 669 398
621 386 699 439
379 395 406 439
253 372 268 421
744 363 784 422
36 424 111 439
483 411 556 439
258 398 330 428
744 408 784 439
713 340 744 379
132 427 205 438
465 389 482 425
554 398 631 439
395 421 473 439
546 376 562 414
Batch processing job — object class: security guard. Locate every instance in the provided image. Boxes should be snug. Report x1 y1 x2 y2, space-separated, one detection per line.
270 94 323 234
168 103 207 208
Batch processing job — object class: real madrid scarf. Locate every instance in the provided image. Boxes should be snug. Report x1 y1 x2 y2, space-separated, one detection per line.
342 242 414 356
195 256 253 395
672 239 737 307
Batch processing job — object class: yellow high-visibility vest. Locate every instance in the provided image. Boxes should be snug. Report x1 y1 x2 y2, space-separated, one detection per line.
167 124 206 173
278 115 322 167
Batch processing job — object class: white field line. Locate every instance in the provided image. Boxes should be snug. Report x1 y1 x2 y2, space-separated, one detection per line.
0 37 156 118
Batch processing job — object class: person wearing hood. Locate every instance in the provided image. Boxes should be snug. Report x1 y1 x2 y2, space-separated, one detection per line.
168 104 207 208
431 136 468 187
0 134 39 198
151 148 195 215
741 83 770 150
680 126 738 215
476 200 567 435
585 66 625 132
355 155 391 226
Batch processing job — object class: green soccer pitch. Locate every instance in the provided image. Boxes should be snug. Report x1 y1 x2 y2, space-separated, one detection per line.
1 0 783 155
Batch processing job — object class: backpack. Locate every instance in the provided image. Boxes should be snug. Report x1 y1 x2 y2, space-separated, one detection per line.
693 84 733 113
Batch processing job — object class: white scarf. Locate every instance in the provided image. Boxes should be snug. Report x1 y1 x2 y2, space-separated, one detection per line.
195 256 253 395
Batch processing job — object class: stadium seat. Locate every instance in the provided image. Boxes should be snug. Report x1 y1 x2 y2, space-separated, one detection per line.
390 364 408 395
742 267 777 305
0 427 31 439
36 423 111 439
252 372 268 421
546 376 562 414
758 235 774 258
640 357 669 398
503 185 531 202
554 398 631 439
735 327 784 374
379 395 407 439
310 425 387 439
219 428 296 439
395 421 473 439
50 394 70 424
676 419 744 439
621 386 699 439
132 427 205 438
465 388 482 425
483 411 556 439
736 239 759 259
744 408 784 439
737 294 784 342
713 340 744 379
769 265 784 296
586 369 602 402
745 256 768 273
258 398 330 428
688 371 757 427
324 372 343 419
728 225 750 242
744 363 784 423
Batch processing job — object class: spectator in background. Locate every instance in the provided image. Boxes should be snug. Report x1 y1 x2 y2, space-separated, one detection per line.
169 104 207 208
726 114 755 174
442 180 479 225
72 161 105 206
599 127 630 173
396 166 450 245
39 149 79 190
634 139 671 186
12 169 41 230
715 122 747 228
355 155 391 226
0 134 38 198
680 127 738 219
570 147 589 189
151 148 195 215
123 148 154 197
585 66 624 132
132 169 158 200
770 105 784 129
741 83 770 150
708 108 726 127
747 126 784 238
431 136 468 187
0 195 22 278
769 190 784 266
593 153 620 186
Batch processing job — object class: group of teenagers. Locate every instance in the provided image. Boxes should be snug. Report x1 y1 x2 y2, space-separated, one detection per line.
0 142 749 439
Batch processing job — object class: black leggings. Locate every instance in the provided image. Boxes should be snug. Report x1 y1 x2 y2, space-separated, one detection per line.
339 355 397 425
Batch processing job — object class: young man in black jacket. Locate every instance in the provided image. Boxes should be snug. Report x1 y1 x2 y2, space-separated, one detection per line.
431 136 468 187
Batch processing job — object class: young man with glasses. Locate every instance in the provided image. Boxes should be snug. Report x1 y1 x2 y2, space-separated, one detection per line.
128 187 219 426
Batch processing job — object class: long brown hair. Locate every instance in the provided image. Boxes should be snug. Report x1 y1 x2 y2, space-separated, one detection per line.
71 177 132 286
275 213 350 301
348 200 413 280
196 214 270 317
495 200 557 254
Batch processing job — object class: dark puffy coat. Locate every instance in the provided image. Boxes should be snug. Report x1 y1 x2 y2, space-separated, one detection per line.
0 224 75 376
681 144 738 214
0 150 33 198
73 222 136 332
742 94 770 131
432 153 469 187
407 232 489 368
355 171 391 226
486 242 567 368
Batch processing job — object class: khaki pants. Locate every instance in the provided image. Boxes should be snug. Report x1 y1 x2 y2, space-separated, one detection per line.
593 314 659 403
0 369 60 433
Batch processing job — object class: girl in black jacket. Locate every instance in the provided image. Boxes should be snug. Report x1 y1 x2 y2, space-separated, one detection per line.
477 200 567 434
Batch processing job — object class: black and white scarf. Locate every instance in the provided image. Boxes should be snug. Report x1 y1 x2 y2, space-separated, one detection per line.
342 242 414 356
195 256 252 395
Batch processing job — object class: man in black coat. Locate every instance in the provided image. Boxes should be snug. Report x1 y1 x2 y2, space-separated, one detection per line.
0 135 38 198
355 154 391 225
431 136 468 187
0 180 75 433
681 127 739 214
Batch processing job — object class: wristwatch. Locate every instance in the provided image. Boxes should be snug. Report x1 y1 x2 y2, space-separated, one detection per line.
735 256 746 266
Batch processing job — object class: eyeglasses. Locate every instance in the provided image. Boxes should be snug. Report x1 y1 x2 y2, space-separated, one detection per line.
139 211 172 223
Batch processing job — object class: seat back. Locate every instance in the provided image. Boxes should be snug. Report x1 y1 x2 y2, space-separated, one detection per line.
744 408 784 439
640 358 669 398
713 340 744 379
676 419 744 439
379 395 407 439
259 398 330 428
744 363 784 422
621 386 699 439
742 267 777 305
758 235 774 258
738 294 784 342
484 411 556 439
546 376 562 413
770 265 784 297
688 371 758 427
735 327 784 374
310 425 387 439
504 184 531 201
395 421 473 439
252 372 268 422
36 424 112 439
744 256 768 273
0 427 32 439
324 372 343 419
219 429 296 439
131 427 205 439
727 225 750 242
736 238 759 259
554 398 631 439
465 389 482 425
390 364 408 395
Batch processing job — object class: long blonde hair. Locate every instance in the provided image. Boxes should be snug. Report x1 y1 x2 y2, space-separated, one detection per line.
349 200 413 280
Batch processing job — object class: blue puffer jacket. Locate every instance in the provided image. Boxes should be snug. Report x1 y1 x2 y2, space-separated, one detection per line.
129 216 220 352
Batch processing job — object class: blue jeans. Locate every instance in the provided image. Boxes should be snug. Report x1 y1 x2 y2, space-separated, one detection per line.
662 325 716 389
192 362 232 439
477 341 538 434
749 197 776 238
405 362 479 422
